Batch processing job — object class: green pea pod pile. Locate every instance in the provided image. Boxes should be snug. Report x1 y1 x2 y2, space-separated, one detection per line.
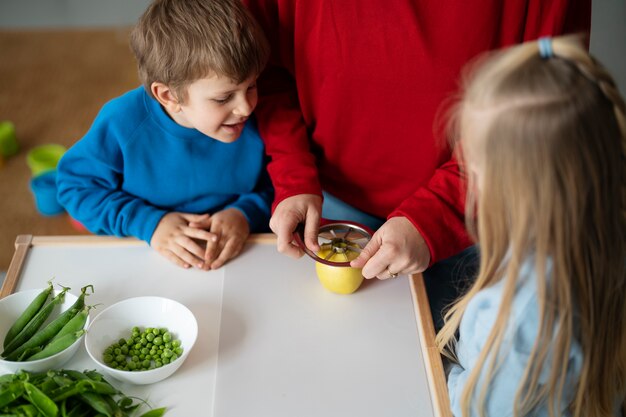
0 369 166 417
2 285 93 362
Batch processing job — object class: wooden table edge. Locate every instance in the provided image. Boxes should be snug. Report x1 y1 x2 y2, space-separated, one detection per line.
410 273 452 417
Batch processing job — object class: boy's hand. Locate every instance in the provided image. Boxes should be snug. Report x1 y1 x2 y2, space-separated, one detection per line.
150 212 218 269
189 208 249 270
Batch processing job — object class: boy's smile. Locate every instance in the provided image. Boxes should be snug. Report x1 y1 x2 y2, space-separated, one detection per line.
156 74 258 143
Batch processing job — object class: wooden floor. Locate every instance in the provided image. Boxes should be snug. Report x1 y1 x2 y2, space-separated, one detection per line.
0 29 140 270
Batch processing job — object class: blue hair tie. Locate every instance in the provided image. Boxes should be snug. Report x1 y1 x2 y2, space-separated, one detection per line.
538 37 554 59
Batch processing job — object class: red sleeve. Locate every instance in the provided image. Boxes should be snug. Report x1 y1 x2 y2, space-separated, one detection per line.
390 0 591 264
389 156 473 265
243 0 322 212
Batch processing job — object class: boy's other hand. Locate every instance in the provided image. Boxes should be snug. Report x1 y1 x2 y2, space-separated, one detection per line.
151 212 218 269
189 208 250 270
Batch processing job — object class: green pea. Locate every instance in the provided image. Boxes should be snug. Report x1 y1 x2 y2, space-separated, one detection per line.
153 337 163 346
174 347 183 356
172 340 181 348
146 333 155 342
163 332 172 343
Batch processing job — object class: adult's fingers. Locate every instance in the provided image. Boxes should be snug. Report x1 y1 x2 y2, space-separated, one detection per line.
351 236 384 278
271 212 304 258
303 209 321 253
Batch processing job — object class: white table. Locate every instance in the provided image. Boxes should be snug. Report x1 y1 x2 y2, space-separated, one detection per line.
1 235 450 416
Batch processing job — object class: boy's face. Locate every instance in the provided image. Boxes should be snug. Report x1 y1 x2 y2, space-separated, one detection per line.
169 74 258 143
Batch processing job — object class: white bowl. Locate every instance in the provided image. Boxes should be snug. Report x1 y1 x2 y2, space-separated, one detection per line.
0 288 89 373
84 296 198 385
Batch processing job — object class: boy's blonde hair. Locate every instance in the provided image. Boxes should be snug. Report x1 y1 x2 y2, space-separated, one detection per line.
437 35 626 417
130 0 269 103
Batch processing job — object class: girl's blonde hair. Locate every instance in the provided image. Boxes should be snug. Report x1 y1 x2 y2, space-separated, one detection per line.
436 35 626 417
130 0 269 103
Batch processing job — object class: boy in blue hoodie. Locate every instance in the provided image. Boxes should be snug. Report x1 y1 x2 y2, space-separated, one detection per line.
57 0 272 270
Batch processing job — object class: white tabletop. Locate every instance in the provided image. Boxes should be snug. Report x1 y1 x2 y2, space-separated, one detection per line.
1 235 445 417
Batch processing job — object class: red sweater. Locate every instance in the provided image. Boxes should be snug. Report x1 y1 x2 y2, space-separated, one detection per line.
244 0 590 263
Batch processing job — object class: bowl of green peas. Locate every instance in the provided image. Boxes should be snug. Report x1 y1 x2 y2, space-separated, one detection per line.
0 286 91 373
84 296 198 385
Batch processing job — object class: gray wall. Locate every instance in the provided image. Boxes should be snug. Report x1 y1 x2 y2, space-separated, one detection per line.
591 0 626 95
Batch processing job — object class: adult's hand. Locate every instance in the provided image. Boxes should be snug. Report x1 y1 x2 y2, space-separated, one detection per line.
270 194 322 258
350 216 430 279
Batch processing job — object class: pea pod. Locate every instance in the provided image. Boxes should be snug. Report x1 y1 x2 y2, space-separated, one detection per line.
6 309 78 362
51 379 119 402
6 286 92 362
26 330 85 361
17 346 42 362
139 407 167 417
1 287 69 357
10 404 39 417
0 380 24 408
49 305 92 346
3 282 53 349
79 391 114 417
23 381 58 417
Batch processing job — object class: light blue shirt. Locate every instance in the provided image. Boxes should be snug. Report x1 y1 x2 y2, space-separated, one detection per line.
448 258 583 417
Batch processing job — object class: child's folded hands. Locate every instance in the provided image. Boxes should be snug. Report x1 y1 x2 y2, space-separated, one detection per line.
150 212 219 269
189 208 250 270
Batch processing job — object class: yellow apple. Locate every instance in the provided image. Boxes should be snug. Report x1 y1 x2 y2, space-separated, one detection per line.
315 248 364 294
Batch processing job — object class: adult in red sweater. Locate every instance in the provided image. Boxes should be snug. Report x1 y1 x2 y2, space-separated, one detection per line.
243 1 590 282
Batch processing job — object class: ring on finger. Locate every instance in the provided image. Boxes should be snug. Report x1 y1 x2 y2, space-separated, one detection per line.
387 267 399 278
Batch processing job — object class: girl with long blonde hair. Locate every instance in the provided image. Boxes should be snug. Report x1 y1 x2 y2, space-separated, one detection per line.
436 35 626 417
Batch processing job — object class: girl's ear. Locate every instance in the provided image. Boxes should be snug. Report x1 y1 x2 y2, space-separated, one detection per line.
151 82 181 113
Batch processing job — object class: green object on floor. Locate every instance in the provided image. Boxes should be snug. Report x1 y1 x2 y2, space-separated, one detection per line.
26 144 67 176
0 121 19 157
